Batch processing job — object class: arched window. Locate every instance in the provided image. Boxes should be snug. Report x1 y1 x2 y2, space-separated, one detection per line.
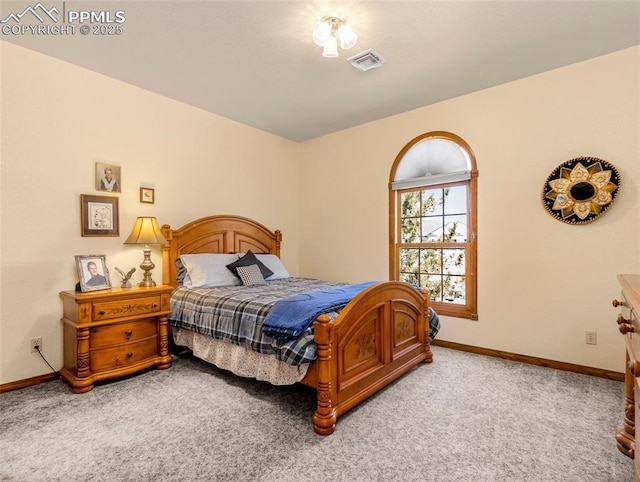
389 131 478 320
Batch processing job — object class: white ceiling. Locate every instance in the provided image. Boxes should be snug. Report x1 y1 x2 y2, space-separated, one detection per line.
2 1 639 142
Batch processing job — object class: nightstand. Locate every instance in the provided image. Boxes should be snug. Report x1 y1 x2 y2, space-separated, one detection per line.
59 285 173 393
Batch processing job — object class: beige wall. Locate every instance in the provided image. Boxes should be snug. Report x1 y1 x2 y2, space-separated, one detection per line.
0 42 300 384
2 41 638 386
299 46 640 372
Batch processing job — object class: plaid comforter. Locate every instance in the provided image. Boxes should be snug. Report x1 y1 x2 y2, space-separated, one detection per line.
169 278 347 366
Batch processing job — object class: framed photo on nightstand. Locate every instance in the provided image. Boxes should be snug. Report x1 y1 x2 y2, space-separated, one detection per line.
75 254 111 292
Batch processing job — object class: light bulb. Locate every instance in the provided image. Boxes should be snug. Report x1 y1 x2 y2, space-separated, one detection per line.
322 36 339 58
337 24 357 50
312 21 331 46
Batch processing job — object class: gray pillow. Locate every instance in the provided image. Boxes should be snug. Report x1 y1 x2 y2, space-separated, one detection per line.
236 264 267 286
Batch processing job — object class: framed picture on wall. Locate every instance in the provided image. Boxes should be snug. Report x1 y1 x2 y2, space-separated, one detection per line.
95 162 121 193
80 194 119 237
75 254 111 292
140 187 155 204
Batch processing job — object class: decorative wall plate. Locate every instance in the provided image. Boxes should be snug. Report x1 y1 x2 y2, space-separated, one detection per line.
542 156 620 225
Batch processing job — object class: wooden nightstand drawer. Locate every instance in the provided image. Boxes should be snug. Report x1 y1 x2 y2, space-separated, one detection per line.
93 296 161 321
90 318 157 349
91 336 158 372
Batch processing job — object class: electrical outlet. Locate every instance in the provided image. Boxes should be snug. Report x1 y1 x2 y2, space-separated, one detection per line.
30 337 42 353
585 331 597 345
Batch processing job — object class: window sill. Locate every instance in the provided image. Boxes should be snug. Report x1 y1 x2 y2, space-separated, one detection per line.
430 302 478 320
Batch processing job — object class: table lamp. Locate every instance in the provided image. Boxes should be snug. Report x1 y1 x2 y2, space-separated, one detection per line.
124 216 167 287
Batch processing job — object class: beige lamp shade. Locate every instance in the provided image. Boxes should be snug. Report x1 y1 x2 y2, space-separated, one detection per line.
124 217 167 245
124 217 166 287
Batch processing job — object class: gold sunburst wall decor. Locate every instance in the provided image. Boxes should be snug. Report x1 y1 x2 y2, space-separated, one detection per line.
542 156 621 225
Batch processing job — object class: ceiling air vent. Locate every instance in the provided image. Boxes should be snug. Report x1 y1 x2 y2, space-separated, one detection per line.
347 49 385 72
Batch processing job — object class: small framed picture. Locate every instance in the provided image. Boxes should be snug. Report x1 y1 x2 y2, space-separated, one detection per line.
95 162 121 193
75 254 111 292
80 194 119 237
140 187 155 204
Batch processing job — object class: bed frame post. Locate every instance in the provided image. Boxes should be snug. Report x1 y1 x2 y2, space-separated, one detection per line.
422 289 434 364
274 230 282 257
312 314 337 435
161 224 173 287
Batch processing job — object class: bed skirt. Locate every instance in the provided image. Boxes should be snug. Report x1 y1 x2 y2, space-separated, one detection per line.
172 327 310 386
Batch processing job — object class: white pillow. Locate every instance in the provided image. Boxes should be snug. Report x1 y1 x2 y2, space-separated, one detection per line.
255 254 290 280
179 253 240 288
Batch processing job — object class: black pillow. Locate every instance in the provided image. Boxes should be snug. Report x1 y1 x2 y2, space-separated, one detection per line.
226 250 273 280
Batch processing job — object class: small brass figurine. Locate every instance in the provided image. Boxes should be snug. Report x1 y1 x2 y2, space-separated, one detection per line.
115 267 136 288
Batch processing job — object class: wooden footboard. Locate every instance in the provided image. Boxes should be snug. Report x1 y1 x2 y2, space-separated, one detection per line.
301 281 432 435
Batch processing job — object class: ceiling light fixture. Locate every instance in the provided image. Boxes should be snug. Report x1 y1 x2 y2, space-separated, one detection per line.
312 17 357 58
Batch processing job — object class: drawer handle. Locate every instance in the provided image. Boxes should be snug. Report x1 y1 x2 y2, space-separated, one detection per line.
99 310 106 316
125 330 133 337
619 323 634 335
152 303 158 309
613 299 627 308
126 352 133 358
617 314 629 325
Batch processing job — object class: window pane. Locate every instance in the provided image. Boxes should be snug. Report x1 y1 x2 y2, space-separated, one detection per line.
401 192 421 217
442 215 467 242
400 272 420 286
443 185 467 215
401 218 421 243
443 275 465 303
420 248 441 274
421 217 442 242
422 275 442 302
421 188 443 216
399 248 419 274
443 248 465 275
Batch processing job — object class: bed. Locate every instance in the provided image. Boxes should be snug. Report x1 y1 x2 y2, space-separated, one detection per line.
161 214 433 435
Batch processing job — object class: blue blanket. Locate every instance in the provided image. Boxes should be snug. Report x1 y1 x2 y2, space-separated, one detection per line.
262 281 377 341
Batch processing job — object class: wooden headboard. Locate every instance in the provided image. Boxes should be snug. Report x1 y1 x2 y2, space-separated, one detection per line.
161 215 282 287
